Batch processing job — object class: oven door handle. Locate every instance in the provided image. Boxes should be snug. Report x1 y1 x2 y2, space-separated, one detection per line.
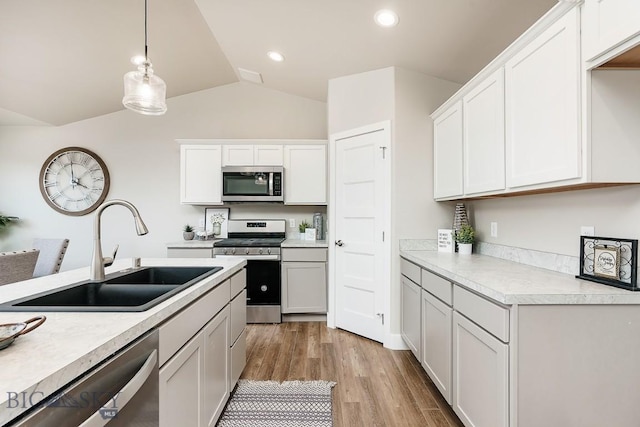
215 254 281 261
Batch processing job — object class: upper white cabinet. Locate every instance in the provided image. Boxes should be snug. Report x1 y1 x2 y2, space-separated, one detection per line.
583 0 640 63
222 145 283 166
284 144 327 205
433 101 463 199
180 144 222 205
505 8 580 189
432 3 640 200
178 140 327 205
463 68 505 195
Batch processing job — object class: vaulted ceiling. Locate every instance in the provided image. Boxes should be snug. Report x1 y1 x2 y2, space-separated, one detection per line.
0 0 557 126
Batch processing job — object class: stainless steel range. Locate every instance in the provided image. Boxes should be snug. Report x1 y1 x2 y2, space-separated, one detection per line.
214 219 285 323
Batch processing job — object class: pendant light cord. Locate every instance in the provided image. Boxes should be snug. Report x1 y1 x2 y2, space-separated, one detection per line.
144 0 148 61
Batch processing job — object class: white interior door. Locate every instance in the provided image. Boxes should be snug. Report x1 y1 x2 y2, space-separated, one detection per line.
330 122 390 343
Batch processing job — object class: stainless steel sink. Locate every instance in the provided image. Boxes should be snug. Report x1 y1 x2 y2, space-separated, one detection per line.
0 266 223 312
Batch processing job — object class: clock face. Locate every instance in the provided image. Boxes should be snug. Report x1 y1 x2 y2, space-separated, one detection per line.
39 147 110 216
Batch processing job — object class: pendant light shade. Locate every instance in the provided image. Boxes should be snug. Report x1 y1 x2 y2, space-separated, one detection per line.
122 0 167 115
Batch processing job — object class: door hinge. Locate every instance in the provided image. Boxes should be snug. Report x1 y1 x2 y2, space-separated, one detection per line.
379 146 387 159
376 313 384 325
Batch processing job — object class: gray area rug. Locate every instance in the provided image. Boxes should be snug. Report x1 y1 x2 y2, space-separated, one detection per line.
217 380 337 427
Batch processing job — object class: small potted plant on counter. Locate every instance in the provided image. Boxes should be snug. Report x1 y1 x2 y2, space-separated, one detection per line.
455 224 475 255
183 224 195 241
298 220 311 239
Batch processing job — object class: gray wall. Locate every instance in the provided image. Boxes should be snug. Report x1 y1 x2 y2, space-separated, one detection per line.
0 82 327 269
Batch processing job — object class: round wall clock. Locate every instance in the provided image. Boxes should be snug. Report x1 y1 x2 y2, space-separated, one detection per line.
39 147 110 216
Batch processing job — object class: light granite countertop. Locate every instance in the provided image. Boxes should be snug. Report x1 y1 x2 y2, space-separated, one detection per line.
282 239 328 248
401 250 640 305
0 257 246 425
166 239 220 249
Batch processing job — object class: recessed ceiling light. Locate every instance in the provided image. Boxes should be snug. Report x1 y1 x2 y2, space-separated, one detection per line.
374 9 399 27
267 51 285 62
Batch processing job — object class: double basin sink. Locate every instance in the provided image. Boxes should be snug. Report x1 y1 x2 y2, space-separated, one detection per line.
0 266 223 312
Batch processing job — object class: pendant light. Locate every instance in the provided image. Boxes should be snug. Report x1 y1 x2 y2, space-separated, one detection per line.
122 0 167 115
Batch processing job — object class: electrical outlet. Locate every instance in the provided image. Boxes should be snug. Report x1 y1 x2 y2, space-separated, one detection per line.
289 218 296 228
490 222 498 238
198 218 205 228
581 226 595 236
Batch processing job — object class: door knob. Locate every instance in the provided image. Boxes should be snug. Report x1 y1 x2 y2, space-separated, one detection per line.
335 240 344 247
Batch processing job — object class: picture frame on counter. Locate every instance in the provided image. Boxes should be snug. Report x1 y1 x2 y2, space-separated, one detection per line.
577 236 638 291
438 229 454 253
204 207 230 238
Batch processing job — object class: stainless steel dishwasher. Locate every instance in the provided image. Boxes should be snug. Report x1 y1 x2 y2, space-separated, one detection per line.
9 329 159 426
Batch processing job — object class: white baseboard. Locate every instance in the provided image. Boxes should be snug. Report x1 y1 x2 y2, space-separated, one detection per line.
384 332 409 350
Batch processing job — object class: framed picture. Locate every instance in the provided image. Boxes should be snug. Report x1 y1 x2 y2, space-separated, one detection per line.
593 245 620 279
437 229 454 253
577 236 638 291
204 208 230 238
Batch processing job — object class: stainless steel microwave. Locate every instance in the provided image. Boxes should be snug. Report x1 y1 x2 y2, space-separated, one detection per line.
221 166 284 202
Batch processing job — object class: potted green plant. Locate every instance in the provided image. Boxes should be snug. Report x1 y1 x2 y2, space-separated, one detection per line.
298 220 311 239
455 224 475 255
183 224 195 241
0 215 18 233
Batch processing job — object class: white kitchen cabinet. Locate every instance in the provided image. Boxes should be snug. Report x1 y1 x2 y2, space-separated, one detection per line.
159 333 203 427
159 306 230 427
284 144 327 205
159 270 245 427
463 68 505 195
453 311 508 427
433 101 463 199
281 248 327 313
222 144 283 166
400 274 421 360
203 306 230 427
421 289 452 404
582 0 640 63
180 145 222 205
505 8 580 189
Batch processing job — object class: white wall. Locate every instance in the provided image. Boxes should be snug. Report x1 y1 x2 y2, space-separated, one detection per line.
0 82 327 269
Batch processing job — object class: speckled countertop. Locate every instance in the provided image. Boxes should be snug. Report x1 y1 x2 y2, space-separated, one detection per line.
401 250 640 305
0 257 245 425
166 239 220 248
281 239 328 248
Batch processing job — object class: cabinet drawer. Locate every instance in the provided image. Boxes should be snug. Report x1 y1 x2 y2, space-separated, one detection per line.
230 289 246 344
230 268 246 298
282 248 327 262
454 285 509 342
422 269 453 306
400 258 421 284
159 278 231 366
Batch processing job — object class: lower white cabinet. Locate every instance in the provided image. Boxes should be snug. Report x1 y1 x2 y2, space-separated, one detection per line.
159 306 230 427
159 331 203 427
159 269 246 427
400 275 421 359
421 290 452 404
281 248 327 313
453 312 509 427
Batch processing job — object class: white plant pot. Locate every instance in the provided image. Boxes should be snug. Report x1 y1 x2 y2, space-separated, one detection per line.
458 243 473 255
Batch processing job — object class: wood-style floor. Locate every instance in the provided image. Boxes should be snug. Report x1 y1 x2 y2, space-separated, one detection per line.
241 322 463 427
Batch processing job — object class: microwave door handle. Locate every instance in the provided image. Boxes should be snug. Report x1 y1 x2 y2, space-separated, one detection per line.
78 349 158 427
268 172 274 196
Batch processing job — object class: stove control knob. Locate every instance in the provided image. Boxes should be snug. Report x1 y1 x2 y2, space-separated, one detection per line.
258 249 263 254
245 248 250 255
267 248 272 254
223 249 228 255
231 248 236 255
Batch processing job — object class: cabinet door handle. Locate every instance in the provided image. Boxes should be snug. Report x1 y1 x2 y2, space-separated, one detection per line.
335 240 344 247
